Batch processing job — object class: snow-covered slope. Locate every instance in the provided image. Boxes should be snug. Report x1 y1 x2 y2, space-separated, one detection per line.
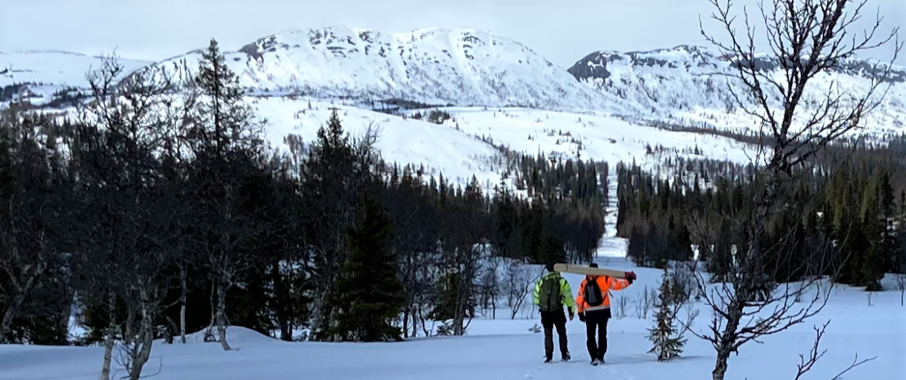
568 45 906 137
145 26 636 114
0 50 151 87
244 97 760 189
253 98 506 187
0 50 151 104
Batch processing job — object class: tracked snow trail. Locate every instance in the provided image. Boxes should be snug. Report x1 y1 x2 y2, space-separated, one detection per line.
597 165 625 257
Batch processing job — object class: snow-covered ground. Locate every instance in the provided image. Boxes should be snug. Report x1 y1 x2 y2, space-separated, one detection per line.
3 256 903 380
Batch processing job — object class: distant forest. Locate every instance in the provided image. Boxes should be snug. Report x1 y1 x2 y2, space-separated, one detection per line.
616 136 906 290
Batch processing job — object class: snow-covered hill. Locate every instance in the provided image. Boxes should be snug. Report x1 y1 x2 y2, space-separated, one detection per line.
568 45 906 137
0 50 151 87
0 51 151 105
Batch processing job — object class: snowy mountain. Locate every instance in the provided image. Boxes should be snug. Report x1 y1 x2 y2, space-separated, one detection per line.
568 45 906 136
5 28 904 138
139 26 642 114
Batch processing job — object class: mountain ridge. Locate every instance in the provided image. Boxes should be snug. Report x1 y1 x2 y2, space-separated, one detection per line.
141 25 638 113
2 26 904 135
567 44 906 135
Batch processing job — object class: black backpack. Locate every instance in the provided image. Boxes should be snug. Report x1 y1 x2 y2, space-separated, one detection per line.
539 275 563 312
584 277 605 307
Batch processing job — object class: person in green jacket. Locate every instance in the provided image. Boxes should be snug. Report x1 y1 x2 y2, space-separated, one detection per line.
532 262 576 363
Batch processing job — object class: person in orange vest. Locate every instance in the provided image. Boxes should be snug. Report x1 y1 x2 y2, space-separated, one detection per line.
575 263 636 365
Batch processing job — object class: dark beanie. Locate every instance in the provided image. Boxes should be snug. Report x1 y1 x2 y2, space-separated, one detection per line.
589 262 599 268
545 262 556 272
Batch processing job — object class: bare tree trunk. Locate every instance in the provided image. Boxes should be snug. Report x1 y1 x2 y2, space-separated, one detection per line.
0 293 25 341
712 347 732 380
99 292 116 380
215 275 231 351
491 293 496 319
128 288 155 380
898 274 905 306
179 266 187 344
204 278 216 342
279 320 292 341
123 308 135 347
0 263 44 340
711 301 742 380
453 269 467 336
402 307 410 338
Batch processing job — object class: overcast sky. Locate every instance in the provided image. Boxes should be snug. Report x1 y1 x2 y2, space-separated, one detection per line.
2 0 903 67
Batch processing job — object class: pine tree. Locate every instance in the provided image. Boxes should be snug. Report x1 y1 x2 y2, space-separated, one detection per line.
329 194 406 342
647 267 685 362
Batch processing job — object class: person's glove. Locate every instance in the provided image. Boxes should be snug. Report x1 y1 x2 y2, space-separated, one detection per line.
568 311 574 321
578 312 586 323
624 271 637 284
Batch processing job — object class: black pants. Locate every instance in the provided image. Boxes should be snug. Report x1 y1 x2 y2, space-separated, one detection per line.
585 308 611 360
540 309 568 357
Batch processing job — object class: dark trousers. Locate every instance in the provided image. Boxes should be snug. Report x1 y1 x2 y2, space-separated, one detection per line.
585 308 611 360
540 309 568 357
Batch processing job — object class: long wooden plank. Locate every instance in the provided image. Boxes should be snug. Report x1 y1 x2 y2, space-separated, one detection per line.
553 263 627 279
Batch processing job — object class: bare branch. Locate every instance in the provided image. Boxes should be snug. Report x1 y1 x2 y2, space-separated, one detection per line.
791 320 876 380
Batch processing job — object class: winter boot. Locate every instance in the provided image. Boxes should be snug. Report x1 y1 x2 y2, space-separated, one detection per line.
544 354 553 363
561 352 571 361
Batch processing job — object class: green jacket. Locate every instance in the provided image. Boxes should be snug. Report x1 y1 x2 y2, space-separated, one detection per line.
532 272 576 314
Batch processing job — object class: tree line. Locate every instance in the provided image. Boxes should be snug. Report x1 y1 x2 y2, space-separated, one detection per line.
616 140 906 289
0 38 610 377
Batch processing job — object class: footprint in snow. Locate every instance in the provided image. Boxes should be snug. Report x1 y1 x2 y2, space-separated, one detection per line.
601 363 636 380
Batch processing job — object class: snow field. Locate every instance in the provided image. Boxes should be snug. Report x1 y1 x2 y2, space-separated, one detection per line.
3 258 903 380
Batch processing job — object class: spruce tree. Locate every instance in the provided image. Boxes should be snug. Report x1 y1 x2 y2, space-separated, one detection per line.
329 194 405 342
192 38 264 154
647 267 685 362
189 37 268 350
